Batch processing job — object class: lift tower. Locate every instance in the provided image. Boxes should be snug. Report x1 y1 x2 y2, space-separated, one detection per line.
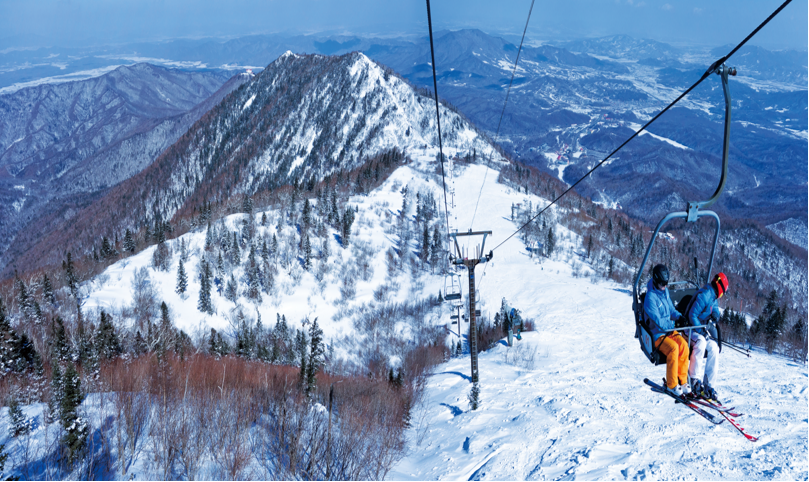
450 230 493 385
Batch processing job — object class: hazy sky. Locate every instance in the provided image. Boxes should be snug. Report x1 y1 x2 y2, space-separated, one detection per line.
1 0 806 51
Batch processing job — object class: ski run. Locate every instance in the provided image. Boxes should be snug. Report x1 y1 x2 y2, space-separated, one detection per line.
3 148 807 480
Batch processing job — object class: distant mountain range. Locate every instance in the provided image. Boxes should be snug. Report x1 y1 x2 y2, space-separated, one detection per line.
361 30 806 230
0 64 247 272
0 30 805 276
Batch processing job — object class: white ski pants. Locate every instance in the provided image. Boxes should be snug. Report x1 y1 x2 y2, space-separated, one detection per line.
689 334 719 387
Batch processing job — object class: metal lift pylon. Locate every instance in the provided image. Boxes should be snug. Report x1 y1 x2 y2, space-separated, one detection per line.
450 229 493 385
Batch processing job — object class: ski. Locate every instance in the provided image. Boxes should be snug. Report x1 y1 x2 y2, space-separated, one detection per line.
716 410 758 442
644 378 723 425
688 397 742 417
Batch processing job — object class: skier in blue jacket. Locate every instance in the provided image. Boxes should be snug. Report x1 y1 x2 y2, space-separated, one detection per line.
686 272 728 400
644 264 690 397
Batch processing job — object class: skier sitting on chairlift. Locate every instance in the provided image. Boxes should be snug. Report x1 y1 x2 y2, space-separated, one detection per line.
686 272 729 401
644 264 690 397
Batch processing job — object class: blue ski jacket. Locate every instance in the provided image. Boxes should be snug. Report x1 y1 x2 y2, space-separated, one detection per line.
643 278 682 340
686 284 721 340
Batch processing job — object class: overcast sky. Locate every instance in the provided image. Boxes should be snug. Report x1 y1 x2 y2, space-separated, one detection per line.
1 0 806 51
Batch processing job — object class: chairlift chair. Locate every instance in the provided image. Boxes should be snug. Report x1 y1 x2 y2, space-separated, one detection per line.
444 273 463 305
633 64 736 366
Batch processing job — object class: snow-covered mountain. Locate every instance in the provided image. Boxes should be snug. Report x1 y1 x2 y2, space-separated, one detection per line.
8 51 497 275
0 64 245 272
3 147 806 480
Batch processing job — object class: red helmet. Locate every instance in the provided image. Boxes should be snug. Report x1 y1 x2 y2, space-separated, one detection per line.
712 272 729 298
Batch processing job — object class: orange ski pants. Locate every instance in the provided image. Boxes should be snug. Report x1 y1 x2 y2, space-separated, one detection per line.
655 332 689 389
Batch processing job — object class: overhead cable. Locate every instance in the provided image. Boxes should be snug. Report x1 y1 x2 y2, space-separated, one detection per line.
425 0 452 243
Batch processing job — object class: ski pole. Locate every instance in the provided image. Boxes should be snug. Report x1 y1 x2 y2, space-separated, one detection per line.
722 339 748 351
722 341 751 358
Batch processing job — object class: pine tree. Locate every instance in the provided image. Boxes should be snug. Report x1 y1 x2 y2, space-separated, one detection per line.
133 330 147 356
216 251 225 278
231 232 241 265
51 317 70 363
271 234 279 266
762 290 786 353
47 362 63 423
341 206 355 247
100 236 116 259
302 198 312 230
176 258 188 295
0 443 11 480
546 226 556 257
42 273 55 305
298 335 308 391
302 234 312 271
60 363 87 466
62 252 78 299
158 302 174 357
608 256 615 278
8 396 31 437
124 228 136 254
208 328 219 356
14 275 35 323
261 238 269 263
421 224 430 263
95 311 121 361
306 318 324 395
261 212 268 226
0 298 21 375
75 318 93 366
431 226 441 269
247 245 261 302
225 275 238 302
205 222 214 251
197 258 213 314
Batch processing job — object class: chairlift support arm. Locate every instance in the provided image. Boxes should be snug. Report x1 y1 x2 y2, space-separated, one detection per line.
450 230 493 264
687 64 736 221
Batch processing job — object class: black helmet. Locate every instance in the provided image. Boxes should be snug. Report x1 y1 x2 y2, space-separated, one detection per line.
652 264 669 287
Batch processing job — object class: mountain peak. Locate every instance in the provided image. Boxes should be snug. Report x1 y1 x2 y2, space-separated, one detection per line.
12 50 499 274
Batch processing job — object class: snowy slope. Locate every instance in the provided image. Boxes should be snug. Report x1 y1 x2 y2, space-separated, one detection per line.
386 163 808 480
7 147 807 480
81 145 488 359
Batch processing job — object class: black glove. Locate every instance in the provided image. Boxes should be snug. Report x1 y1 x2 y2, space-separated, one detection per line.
710 312 720 323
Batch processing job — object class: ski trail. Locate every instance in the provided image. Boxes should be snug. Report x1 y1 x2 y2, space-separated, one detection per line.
390 162 808 480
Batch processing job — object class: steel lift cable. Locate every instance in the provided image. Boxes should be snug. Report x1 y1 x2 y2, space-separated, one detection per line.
470 0 536 231
425 0 452 248
489 0 793 254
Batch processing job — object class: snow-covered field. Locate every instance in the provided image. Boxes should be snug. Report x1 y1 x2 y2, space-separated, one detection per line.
3 150 807 480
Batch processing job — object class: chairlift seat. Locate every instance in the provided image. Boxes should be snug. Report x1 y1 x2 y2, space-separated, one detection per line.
444 293 462 301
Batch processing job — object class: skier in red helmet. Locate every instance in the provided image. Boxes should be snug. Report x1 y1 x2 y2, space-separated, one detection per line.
686 272 729 400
